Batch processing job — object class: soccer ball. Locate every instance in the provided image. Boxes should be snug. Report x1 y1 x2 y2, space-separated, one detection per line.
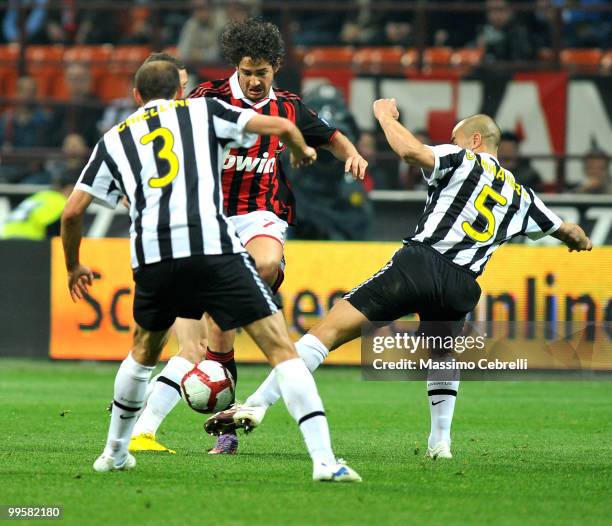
180 361 235 414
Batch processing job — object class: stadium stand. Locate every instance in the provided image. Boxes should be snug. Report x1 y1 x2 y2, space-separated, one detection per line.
0 1 610 193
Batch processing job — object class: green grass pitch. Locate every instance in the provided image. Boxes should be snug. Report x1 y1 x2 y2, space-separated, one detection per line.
1 359 611 525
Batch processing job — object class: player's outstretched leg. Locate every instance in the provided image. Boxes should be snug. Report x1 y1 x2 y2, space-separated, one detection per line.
204 315 239 455
130 316 206 454
426 359 460 460
245 310 361 482
205 299 366 436
205 233 286 453
420 319 465 460
94 325 169 472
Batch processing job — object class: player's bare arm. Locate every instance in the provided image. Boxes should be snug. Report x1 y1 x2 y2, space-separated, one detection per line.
244 115 317 168
552 222 593 252
373 98 435 170
321 131 368 180
60 189 94 302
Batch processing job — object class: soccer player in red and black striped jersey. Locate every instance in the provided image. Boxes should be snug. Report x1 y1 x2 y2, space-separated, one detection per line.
189 18 366 289
130 19 368 455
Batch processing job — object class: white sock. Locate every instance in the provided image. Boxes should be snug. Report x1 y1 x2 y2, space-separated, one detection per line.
143 373 160 403
104 353 154 461
245 334 329 408
274 358 335 466
427 380 459 448
132 356 193 436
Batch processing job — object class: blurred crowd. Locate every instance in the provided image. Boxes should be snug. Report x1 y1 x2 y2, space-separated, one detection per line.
0 0 610 194
3 73 609 200
3 71 610 194
1 0 611 56
0 65 102 184
295 0 612 55
0 0 254 57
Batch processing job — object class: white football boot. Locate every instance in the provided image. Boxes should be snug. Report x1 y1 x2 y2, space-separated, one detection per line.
313 459 362 482
204 404 267 435
93 453 137 472
233 405 266 430
426 441 453 459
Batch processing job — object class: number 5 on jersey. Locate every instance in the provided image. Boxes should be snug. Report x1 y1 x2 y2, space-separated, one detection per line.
462 185 508 242
141 127 179 188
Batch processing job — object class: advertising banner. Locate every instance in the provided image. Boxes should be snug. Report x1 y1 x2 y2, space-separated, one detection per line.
338 72 612 185
50 239 612 364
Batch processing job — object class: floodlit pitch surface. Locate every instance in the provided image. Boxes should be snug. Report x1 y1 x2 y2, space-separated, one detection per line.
1 360 611 525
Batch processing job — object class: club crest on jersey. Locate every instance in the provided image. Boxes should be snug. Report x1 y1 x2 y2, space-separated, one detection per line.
465 150 476 160
223 152 276 173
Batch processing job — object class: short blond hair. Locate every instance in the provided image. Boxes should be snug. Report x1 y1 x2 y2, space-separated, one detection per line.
456 114 501 148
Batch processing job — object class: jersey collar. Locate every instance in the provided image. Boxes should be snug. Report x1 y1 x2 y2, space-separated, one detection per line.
229 71 276 109
480 151 500 162
143 99 171 109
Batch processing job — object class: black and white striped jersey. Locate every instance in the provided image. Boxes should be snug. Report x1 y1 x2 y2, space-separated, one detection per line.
76 97 258 268
407 144 563 276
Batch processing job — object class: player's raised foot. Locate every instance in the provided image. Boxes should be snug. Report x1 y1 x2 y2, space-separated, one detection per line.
204 404 266 436
426 441 452 459
208 432 238 455
313 459 362 483
93 453 136 473
129 433 176 454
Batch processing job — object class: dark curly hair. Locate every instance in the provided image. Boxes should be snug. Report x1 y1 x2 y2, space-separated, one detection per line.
221 18 285 68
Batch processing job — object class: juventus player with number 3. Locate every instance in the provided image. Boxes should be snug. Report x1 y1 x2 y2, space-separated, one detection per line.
130 18 368 455
206 99 592 460
61 60 361 481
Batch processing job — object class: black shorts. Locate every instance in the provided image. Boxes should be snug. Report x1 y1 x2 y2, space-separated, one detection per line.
344 241 482 336
133 252 278 332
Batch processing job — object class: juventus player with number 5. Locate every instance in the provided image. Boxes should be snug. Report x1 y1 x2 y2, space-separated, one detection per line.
61 60 361 481
206 99 593 460
130 18 368 455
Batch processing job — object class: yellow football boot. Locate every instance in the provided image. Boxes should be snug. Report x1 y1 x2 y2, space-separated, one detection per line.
129 433 176 454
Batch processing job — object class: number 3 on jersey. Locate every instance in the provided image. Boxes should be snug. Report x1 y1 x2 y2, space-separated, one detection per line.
462 185 508 242
140 127 179 188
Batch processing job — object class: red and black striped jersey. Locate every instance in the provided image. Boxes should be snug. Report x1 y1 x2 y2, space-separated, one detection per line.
188 72 338 224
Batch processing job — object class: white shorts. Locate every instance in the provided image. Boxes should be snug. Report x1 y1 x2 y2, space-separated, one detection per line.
228 210 288 248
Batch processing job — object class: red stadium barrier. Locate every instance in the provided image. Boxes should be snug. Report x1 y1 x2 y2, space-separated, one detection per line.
353 47 406 74
0 44 19 98
560 48 604 73
303 47 354 68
